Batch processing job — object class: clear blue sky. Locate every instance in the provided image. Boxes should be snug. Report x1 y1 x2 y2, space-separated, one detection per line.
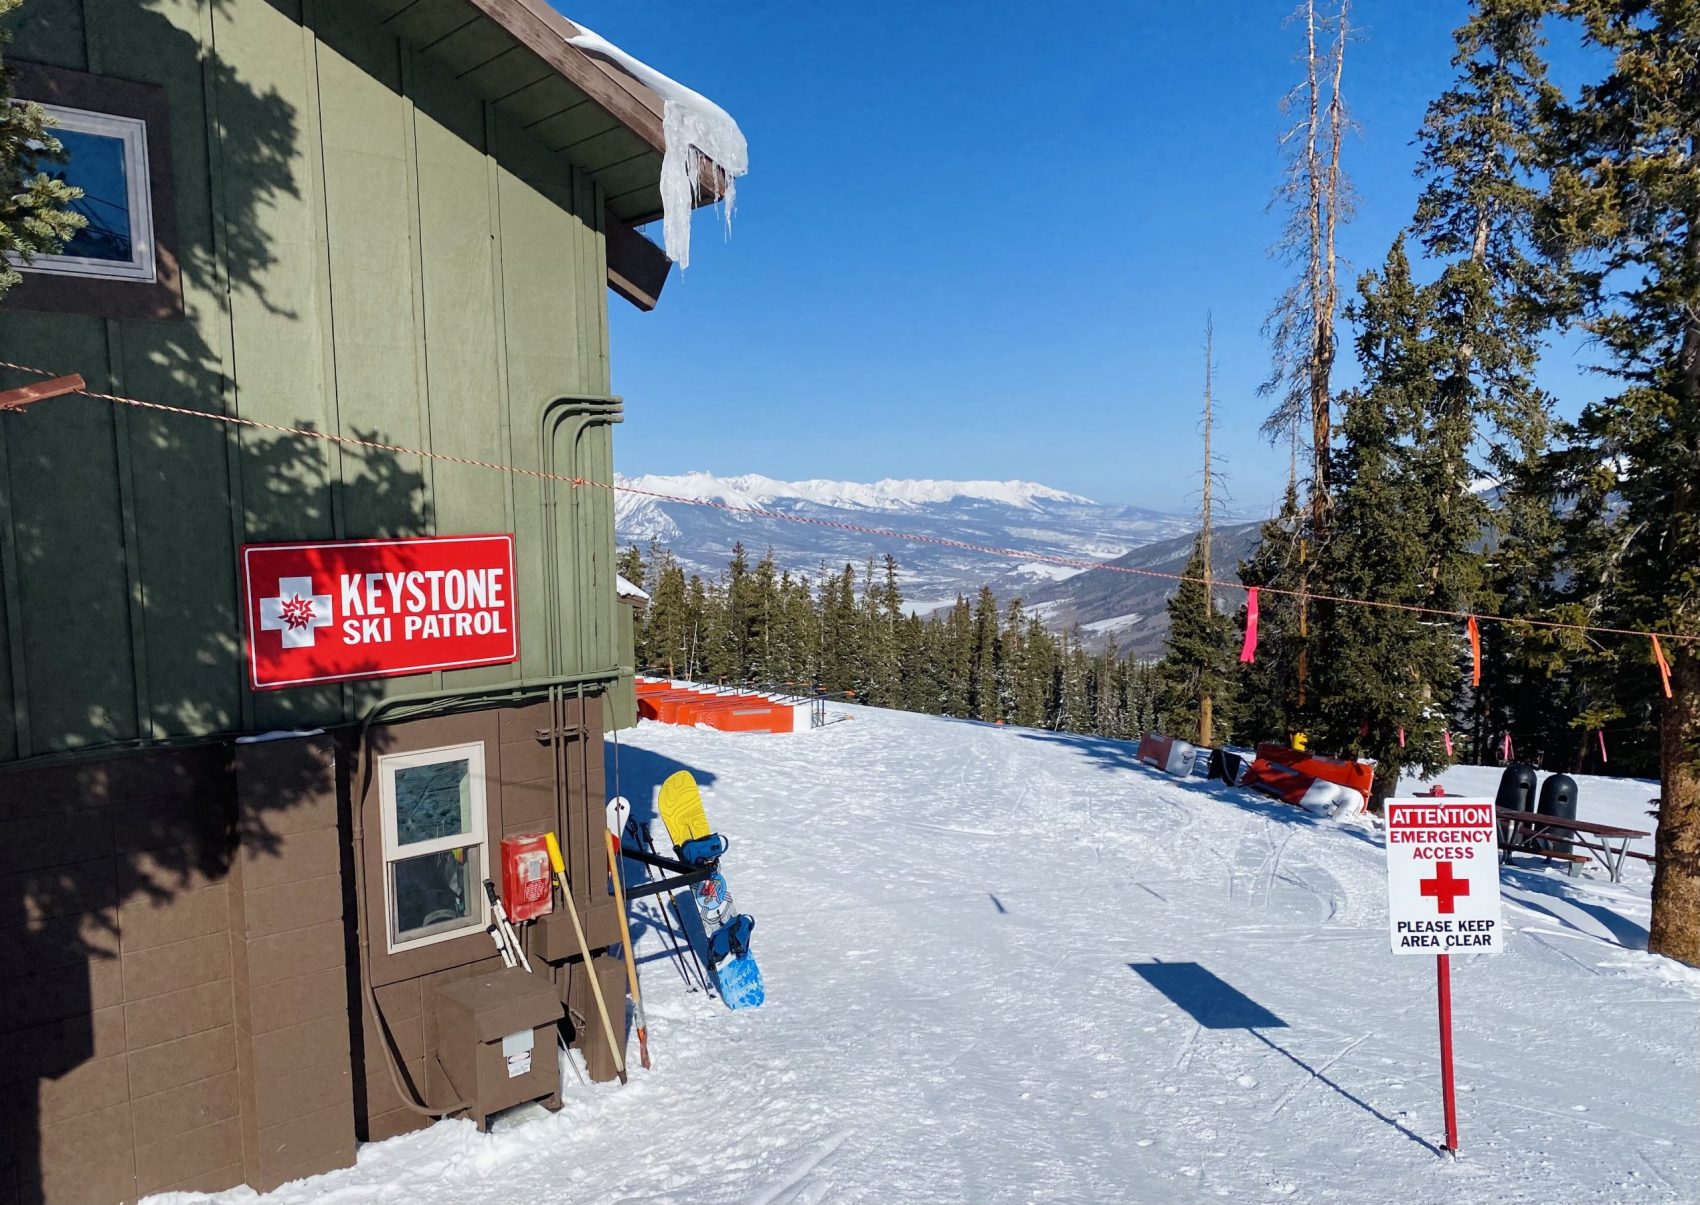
561 1 1601 518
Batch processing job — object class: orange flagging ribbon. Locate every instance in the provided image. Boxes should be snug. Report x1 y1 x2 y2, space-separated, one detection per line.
1652 634 1673 699
1466 615 1481 687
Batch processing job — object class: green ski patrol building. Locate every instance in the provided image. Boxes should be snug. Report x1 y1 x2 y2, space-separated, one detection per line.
0 1 743 1200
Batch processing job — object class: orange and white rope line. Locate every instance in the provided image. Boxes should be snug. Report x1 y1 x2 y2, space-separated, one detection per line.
0 358 1693 649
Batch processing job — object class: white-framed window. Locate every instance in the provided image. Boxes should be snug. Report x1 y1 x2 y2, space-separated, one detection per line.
378 742 490 954
17 104 157 283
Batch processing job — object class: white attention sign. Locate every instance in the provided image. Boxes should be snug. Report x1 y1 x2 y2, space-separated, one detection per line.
1385 797 1504 955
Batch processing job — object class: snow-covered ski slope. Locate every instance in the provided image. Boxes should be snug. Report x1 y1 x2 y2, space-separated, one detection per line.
156 707 1698 1205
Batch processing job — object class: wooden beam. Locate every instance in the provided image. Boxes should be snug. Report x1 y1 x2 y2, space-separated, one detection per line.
459 0 733 206
604 213 670 312
0 374 85 413
462 0 667 153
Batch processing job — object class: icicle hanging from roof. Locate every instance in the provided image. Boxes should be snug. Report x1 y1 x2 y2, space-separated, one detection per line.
566 23 748 269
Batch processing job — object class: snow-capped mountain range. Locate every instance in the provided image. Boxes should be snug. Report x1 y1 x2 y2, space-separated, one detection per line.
614 472 1200 614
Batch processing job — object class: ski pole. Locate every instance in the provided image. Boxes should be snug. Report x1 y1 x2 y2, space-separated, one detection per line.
642 821 712 994
487 921 516 968
483 880 532 973
607 831 652 1069
629 818 695 992
543 831 626 1080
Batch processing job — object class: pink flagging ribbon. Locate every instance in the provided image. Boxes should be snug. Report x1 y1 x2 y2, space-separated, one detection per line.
1240 587 1260 663
1398 727 1406 748
1502 732 1513 761
1598 729 1609 764
1443 730 1454 757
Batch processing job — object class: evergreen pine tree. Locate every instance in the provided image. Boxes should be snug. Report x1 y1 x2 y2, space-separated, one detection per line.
1413 0 1562 760
1537 0 1700 963
1017 616 1054 729
998 600 1026 722
1158 542 1240 745
643 550 688 674
969 586 1002 722
683 575 711 680
861 557 902 706
1310 240 1458 801
747 549 780 683
1237 484 1308 743
942 595 973 717
616 544 646 592
1059 628 1091 733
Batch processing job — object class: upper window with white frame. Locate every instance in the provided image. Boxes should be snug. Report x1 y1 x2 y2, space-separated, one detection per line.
379 742 490 954
19 104 158 283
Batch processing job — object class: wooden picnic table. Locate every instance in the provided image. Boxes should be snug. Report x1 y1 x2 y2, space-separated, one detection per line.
1495 807 1651 884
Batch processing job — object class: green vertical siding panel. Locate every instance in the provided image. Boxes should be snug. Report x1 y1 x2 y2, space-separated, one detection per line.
310 6 435 717
0 328 139 750
214 0 343 731
494 116 583 680
89 0 246 740
213 0 337 546
0 4 128 751
410 58 514 693
408 59 506 540
0 423 22 760
311 6 427 541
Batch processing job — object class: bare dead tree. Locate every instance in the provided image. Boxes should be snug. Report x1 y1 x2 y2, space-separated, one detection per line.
1261 0 1353 532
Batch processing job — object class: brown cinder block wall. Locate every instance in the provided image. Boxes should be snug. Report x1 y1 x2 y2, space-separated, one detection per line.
0 746 244 1204
229 735 356 1192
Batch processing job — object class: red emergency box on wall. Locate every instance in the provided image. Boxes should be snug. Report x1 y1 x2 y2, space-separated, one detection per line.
500 833 554 922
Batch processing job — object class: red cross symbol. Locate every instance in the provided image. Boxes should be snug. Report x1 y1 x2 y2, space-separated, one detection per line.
1420 861 1471 914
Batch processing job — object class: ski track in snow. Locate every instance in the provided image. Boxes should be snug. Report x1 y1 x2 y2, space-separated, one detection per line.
152 707 1700 1205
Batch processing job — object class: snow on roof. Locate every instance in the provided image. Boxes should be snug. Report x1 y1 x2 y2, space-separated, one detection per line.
616 574 651 602
565 23 748 268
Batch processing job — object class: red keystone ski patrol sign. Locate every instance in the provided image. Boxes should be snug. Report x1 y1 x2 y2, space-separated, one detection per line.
1385 798 1504 955
241 534 518 690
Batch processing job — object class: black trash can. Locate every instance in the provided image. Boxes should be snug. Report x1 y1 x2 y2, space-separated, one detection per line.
1496 763 1537 845
1536 772 1579 861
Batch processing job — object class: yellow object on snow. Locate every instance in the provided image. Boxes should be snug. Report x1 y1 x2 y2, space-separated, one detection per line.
1292 732 1310 752
658 769 712 848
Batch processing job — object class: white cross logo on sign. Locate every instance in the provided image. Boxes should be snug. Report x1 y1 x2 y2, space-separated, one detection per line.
258 575 333 649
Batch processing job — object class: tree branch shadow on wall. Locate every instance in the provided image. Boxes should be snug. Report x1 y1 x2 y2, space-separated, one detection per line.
0 2 435 1199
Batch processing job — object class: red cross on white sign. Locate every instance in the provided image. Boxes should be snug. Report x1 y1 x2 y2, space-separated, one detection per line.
1419 861 1471 914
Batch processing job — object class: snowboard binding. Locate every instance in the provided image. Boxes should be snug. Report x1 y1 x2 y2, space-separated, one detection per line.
678 832 730 868
707 913 755 967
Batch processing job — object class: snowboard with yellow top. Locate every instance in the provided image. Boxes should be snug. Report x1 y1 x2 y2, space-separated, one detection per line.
656 770 763 1009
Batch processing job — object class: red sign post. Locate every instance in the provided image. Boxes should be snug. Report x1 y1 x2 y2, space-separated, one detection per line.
1385 796 1504 1155
241 534 518 690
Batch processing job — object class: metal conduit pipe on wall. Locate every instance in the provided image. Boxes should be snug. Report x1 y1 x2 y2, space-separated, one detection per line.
540 396 623 681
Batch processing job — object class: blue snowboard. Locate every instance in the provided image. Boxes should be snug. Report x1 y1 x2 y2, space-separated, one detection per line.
687 871 764 1010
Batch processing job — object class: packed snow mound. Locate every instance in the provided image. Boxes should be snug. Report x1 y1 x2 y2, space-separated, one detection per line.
165 708 1698 1205
616 471 1095 512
